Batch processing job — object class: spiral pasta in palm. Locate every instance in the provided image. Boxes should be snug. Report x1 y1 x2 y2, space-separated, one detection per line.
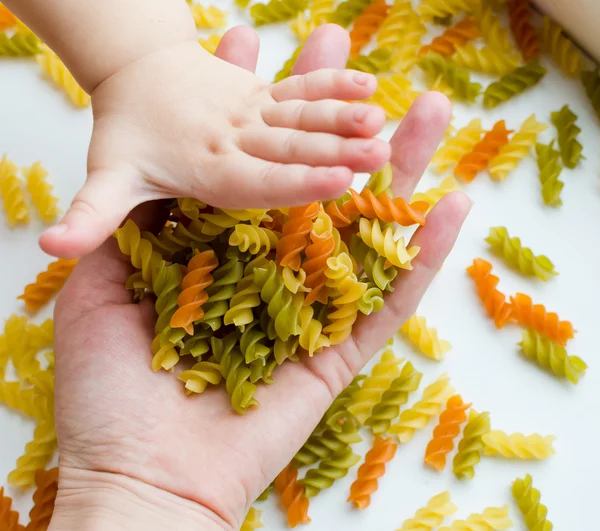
0 154 29 226
22 161 60 223
18 258 78 312
358 218 420 270
398 491 458 530
485 226 557 281
489 115 547 180
452 409 490 480
519 329 586 384
389 373 455 443
276 202 319 271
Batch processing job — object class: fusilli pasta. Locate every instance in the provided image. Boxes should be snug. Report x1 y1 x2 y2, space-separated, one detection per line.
483 61 546 108
467 258 513 328
411 176 461 210
0 487 23 530
0 154 29 226
419 17 480 57
438 506 513 531
300 445 361 497
274 465 310 527
541 16 581 77
349 0 390 57
27 467 58 531
22 161 60 223
0 30 40 56
432 119 484 174
251 0 308 26
18 258 78 312
453 43 521 76
400 315 452 361
190 4 227 28
551 104 583 169
358 218 420 270
397 491 458 530
418 53 482 102
452 409 491 480
483 431 556 459
508 0 539 61
512 474 553 531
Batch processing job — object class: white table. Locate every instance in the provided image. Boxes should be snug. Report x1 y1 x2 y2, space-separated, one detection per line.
1 2 598 528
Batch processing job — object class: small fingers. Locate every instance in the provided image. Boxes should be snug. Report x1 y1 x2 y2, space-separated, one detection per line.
240 128 390 172
271 69 377 102
205 153 354 208
262 100 385 137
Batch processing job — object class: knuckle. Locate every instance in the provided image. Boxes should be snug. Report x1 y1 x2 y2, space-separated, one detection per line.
282 130 304 159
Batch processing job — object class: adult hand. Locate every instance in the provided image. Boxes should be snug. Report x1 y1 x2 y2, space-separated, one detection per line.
50 25 469 531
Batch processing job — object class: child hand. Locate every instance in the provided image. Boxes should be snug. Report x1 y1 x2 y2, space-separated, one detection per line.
41 40 389 258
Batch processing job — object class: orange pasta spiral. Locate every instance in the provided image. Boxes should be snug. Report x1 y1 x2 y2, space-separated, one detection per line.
18 258 78 312
509 0 540 62
170 250 218 334
510 293 574 346
27 467 58 531
275 464 311 528
455 121 512 182
424 395 471 471
276 202 320 271
303 230 336 305
349 0 390 57
347 435 397 509
467 258 513 328
326 188 428 228
0 487 23 531
420 17 480 57
0 4 17 30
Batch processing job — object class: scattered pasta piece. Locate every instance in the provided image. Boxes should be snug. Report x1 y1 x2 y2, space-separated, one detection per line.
432 119 484 174
417 53 482 102
483 61 546 108
485 226 558 281
439 505 512 530
467 258 513 328
483 431 556 459
512 474 553 531
541 16 582 78
396 491 457 530
198 34 222 54
581 68 600 122
346 47 392 74
27 467 59 531
241 507 263 531
508 0 539 61
22 162 60 223
274 465 311 528
0 154 30 226
453 409 491 480
519 329 586 384
349 0 390 57
251 0 308 26
419 17 480 57
0 487 23 530
419 0 480 19
551 105 583 169
399 315 452 360
535 141 564 207
18 258 78 313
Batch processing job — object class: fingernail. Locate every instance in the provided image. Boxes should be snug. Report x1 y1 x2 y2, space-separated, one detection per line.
353 72 370 86
361 140 378 153
354 108 369 123
43 224 68 237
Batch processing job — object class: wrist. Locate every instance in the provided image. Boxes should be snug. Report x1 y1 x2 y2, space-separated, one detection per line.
49 467 231 531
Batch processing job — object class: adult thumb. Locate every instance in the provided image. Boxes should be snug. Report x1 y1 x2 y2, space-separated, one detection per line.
39 169 137 258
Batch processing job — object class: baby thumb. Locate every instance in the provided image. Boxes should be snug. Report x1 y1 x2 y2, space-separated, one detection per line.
39 169 136 258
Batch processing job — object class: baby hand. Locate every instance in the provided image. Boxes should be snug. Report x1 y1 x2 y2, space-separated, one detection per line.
41 39 389 258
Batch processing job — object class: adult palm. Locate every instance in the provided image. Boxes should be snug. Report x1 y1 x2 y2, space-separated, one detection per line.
52 25 469 531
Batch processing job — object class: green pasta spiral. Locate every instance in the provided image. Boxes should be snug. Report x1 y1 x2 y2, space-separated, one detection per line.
300 445 361 497
452 410 490 479
519 329 587 385
0 32 41 56
417 53 482 103
535 142 564 208
211 335 258 414
485 227 558 281
357 283 384 315
328 0 372 28
253 261 301 341
512 474 554 531
550 104 583 169
581 68 600 123
152 262 183 334
240 321 271 364
200 256 244 331
250 0 308 26
351 236 397 292
364 361 423 435
346 48 392 74
365 163 393 197
273 336 299 364
483 61 547 109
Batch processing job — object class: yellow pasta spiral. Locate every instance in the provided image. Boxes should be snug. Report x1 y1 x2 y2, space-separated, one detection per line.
298 304 330 356
541 16 581 78
431 118 483 174
190 4 228 28
489 115 547 180
475 5 512 53
0 154 29 226
400 315 452 361
241 507 264 530
438 506 513 531
37 46 90 108
482 431 556 460
251 0 308 26
453 43 521 76
229 224 279 255
289 0 334 41
377 1 418 49
358 218 420 270
389 373 454 443
178 361 222 394
347 349 404 423
390 14 427 72
419 0 480 19
22 161 60 223
199 34 222 54
368 73 419 120
8 418 56 489
0 381 46 421
411 177 461 210
398 491 458 530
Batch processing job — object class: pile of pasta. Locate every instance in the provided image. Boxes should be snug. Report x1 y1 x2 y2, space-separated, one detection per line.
114 167 427 414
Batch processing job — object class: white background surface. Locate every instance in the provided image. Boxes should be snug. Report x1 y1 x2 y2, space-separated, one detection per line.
1 2 599 529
